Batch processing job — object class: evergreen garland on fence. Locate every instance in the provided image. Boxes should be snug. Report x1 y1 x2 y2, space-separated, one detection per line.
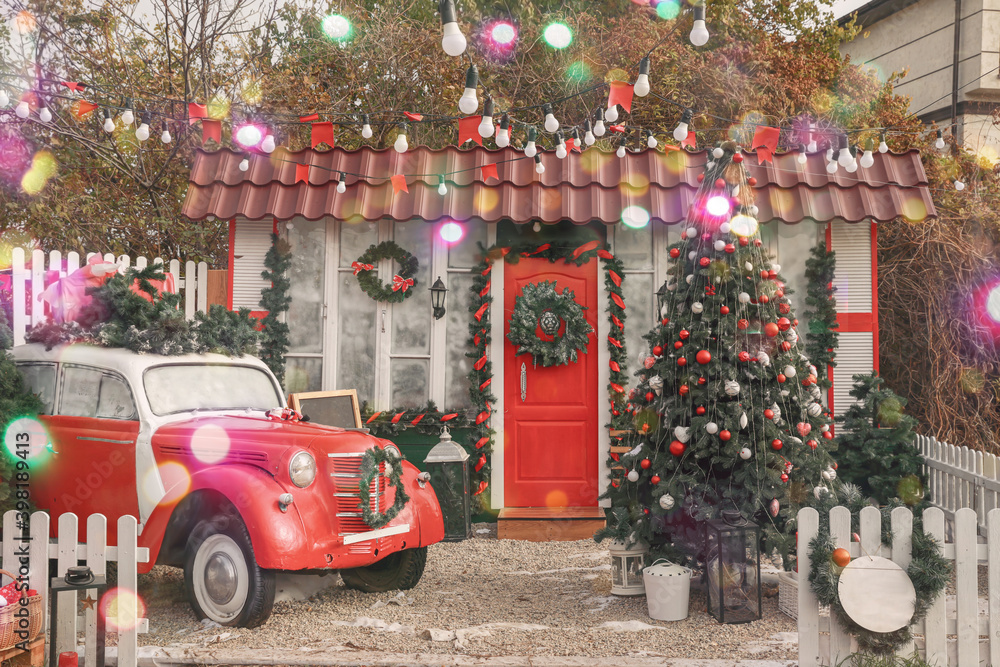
803 241 838 390
361 400 471 436
259 233 292 385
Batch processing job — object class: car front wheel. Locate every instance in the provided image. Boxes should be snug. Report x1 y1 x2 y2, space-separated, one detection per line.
340 546 428 593
184 514 275 628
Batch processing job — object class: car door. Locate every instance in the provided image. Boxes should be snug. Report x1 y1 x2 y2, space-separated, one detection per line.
32 363 140 544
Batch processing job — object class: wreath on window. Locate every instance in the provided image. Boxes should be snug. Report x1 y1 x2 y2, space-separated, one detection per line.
507 280 593 367
358 446 410 529
354 241 419 303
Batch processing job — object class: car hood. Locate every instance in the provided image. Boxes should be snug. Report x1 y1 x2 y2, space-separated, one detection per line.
152 414 381 474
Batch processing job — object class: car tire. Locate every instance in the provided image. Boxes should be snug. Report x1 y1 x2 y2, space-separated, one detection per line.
340 547 428 593
183 514 275 628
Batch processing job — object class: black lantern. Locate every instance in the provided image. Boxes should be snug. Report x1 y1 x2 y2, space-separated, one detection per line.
50 566 107 667
423 428 472 540
656 279 671 315
704 512 762 624
430 277 448 320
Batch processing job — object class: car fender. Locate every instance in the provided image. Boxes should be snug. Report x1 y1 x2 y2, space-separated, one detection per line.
140 464 306 571
396 460 444 547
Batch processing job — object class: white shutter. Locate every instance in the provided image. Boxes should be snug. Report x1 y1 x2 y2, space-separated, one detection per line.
831 332 874 417
831 221 872 313
232 219 273 310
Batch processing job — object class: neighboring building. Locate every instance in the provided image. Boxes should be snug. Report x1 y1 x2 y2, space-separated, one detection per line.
182 145 933 517
839 0 1000 160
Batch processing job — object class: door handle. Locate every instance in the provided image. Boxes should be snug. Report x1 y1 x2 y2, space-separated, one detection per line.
520 363 526 402
46 442 58 455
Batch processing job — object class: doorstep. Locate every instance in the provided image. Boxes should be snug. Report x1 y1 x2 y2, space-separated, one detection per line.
497 506 606 541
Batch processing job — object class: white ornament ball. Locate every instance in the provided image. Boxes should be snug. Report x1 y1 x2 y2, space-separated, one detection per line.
713 147 724 159
674 425 691 443
758 351 770 367
691 301 704 314
821 423 830 432
689 251 698 260
659 494 676 510
687 227 699 238
707 161 716 170
740 447 752 460
814 485 830 500
739 412 748 429
771 263 781 273
720 222 731 234
724 380 740 396
714 240 726 251
786 328 799 343
667 282 676 292
809 364 818 376
821 466 837 481
809 385 822 399
738 292 751 304
784 365 797 378
628 469 640 482
780 389 790 397
750 204 759 216
744 262 753 271
706 421 719 434
808 402 823 417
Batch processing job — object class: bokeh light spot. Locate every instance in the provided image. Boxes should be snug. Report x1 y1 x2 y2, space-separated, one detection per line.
208 95 230 120
21 150 57 195
656 0 681 19
987 285 1000 322
3 416 49 461
190 424 231 464
606 68 628 84
900 196 927 222
960 367 986 394
101 588 146 632
234 124 263 149
621 206 651 229
566 61 592 83
729 214 759 237
491 21 516 45
546 489 569 508
543 22 572 49
15 11 36 33
440 221 464 243
157 461 192 505
322 14 353 41
705 195 731 217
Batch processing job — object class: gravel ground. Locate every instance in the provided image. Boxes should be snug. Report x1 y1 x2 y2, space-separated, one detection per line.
130 524 798 661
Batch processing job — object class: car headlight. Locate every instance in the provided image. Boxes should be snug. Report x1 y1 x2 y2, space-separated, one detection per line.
289 451 317 488
383 443 401 459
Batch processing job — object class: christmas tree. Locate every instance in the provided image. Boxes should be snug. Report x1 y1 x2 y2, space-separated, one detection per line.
597 141 839 564
836 372 925 506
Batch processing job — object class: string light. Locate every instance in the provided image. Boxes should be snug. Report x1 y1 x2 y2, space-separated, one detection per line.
361 114 373 139
38 105 51 123
796 144 807 165
859 139 874 168
337 172 347 193
594 112 606 137
555 130 567 159
689 5 710 46
935 129 945 150
239 154 250 172
571 127 581 150
534 153 545 173
496 114 510 147
261 134 276 153
120 100 134 126
439 0 467 57
15 99 29 118
584 119 595 145
616 136 627 158
0 89 8 107
826 155 838 174
646 130 658 148
605 103 619 123
837 134 852 167
394 123 409 153
955 180 965 190
477 97 495 138
135 113 151 141
160 122 172 143
524 126 538 157
103 109 115 132
634 57 651 97
673 108 693 141
878 132 889 153
458 65 479 115
438 175 447 195
542 103 559 133
807 124 818 153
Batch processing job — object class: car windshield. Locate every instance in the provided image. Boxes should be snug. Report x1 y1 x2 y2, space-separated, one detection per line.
144 364 283 416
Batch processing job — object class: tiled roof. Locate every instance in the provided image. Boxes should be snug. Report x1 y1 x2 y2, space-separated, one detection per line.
181 146 936 225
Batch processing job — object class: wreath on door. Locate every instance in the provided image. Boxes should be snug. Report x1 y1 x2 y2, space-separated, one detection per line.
354 241 419 303
507 280 593 367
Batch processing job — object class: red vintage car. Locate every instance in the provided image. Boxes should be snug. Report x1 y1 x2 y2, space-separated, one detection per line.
10 343 444 627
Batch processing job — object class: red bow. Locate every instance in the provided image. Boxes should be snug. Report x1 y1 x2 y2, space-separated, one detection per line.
392 274 414 292
352 261 374 275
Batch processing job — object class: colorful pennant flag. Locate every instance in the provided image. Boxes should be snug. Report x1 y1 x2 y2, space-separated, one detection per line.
311 121 335 148
459 116 483 146
75 101 98 118
681 130 697 149
201 119 221 144
299 112 320 122
752 126 780 163
404 112 423 121
295 163 310 184
188 102 207 125
391 174 408 194
608 81 635 114
481 163 499 182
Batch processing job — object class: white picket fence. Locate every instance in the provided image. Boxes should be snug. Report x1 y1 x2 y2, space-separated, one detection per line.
918 433 1000 536
797 506 999 666
6 247 209 347
1 511 149 667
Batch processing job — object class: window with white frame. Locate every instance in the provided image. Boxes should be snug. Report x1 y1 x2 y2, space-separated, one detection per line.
284 217 327 393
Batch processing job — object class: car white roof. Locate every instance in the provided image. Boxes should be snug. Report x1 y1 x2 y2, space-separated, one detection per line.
11 343 272 378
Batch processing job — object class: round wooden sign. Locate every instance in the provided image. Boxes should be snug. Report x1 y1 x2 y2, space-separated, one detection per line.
837 556 916 633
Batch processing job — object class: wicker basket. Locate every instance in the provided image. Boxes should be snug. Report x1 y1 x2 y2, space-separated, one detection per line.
0 569 43 651
778 570 830 620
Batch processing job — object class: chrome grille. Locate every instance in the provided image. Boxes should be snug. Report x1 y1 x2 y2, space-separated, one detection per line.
330 452 386 543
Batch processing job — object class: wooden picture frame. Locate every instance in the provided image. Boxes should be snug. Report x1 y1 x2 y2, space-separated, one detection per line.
288 389 363 429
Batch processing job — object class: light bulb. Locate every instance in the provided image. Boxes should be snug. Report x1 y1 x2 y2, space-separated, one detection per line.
878 138 889 153
838 147 853 167
935 130 945 150
796 146 807 165
239 158 250 172
594 118 606 137
534 154 545 174
617 144 626 158
261 134 276 153
478 98 494 138
542 103 559 133
15 101 29 118
38 107 51 123
135 116 150 141
634 57 651 97
826 160 838 174
955 180 965 191
361 114 373 139
160 128 172 143
584 120 595 145
689 6 710 46
395 132 408 153
556 143 567 159
826 147 834 162
121 108 134 126
807 139 818 153
647 133 658 148
440 0 467 56
524 127 538 157
605 104 619 122
673 108 693 142
438 179 447 195
103 112 115 133
458 65 479 114
0 90 8 107
845 158 858 173
496 115 510 147
859 149 874 168
338 178 347 194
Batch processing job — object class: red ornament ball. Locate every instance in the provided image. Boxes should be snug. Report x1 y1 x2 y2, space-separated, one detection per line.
764 322 780 337
793 318 799 326
662 318 670 326
764 409 774 419
769 269 778 279
645 392 655 402
733 152 744 163
612 410 620 416
748 177 758 186
677 357 687 367
823 431 834 440
719 430 731 441
674 341 683 349
771 439 783 450
739 237 749 247
699 257 710 267
720 305 730 315
612 480 620 488
651 475 661 485
774 289 784 299
702 233 712 242
780 341 792 351
696 350 712 364
670 248 681 258
760 270 770 280
777 317 791 331
778 303 791 314
758 294 770 304
652 345 663 356
738 351 750 362
679 385 689 396
697 173 705 183
696 406 706 415
640 458 651 469
754 239 763 247
780 473 789 482
807 439 818 450
832 548 851 567
697 377 707 385
724 243 735 253
679 330 690 339
737 319 749 330
715 178 726 188
669 440 686 456
777 373 786 383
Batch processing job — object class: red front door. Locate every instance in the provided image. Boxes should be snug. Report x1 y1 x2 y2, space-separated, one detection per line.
504 257 599 507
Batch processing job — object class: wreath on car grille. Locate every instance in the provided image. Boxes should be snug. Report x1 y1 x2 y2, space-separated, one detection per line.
507 280 593 368
354 241 419 303
358 446 410 529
